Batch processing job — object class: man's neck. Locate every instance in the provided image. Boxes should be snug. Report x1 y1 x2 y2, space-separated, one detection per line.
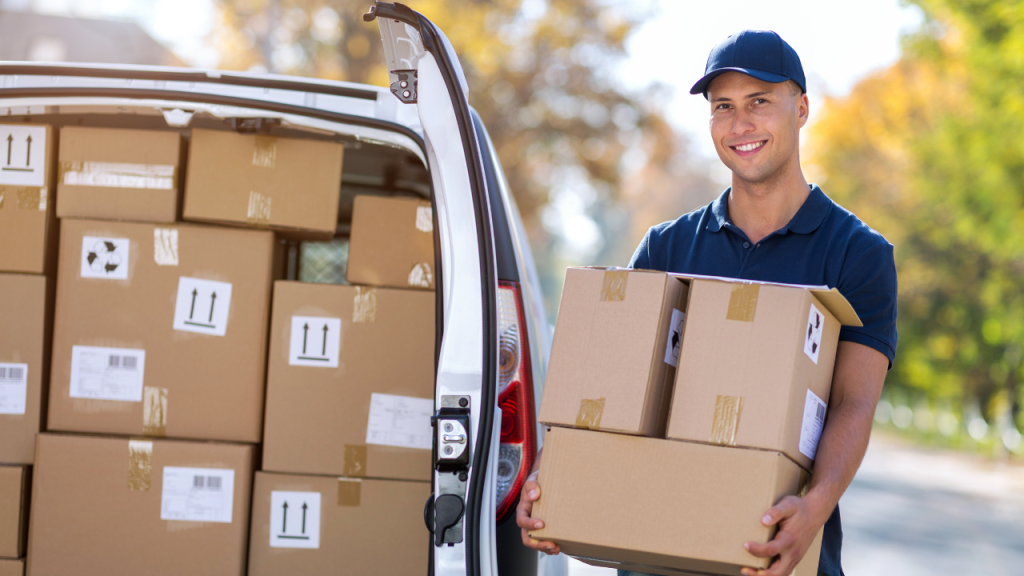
727 166 810 245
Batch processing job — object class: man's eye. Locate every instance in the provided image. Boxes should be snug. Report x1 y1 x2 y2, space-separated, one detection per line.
754 98 768 105
715 104 730 110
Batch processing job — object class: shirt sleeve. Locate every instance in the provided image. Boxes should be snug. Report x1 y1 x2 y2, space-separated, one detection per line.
836 240 898 368
628 228 652 269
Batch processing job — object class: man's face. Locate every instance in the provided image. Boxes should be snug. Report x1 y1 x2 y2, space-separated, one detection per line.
707 72 808 185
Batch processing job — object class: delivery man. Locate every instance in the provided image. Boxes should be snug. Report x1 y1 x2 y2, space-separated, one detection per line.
517 30 897 576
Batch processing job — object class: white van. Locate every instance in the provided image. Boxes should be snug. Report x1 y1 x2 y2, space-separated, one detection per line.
0 2 562 574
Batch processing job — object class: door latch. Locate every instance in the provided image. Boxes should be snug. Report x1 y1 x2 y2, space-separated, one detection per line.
432 395 471 545
390 70 417 103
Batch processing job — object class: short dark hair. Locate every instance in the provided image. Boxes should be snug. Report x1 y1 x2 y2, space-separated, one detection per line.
787 79 804 96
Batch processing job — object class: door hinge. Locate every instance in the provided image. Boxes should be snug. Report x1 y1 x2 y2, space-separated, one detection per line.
390 70 417 104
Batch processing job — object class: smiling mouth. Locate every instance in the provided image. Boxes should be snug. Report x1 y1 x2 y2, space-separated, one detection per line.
730 141 766 153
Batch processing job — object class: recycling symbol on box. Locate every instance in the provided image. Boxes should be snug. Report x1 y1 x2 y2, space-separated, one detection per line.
803 303 824 365
80 236 129 280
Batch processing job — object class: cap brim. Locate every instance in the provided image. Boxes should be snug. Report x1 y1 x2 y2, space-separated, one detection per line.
689 67 791 97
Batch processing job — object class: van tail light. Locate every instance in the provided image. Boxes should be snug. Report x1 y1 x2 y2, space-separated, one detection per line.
495 281 536 524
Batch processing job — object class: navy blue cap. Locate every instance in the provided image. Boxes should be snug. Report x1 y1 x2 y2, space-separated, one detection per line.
690 30 806 98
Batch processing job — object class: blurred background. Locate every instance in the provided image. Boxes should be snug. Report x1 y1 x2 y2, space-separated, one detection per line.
4 0 1021 572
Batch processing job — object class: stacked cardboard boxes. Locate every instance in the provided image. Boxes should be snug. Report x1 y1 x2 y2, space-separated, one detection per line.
19 124 346 576
249 197 435 574
531 267 861 575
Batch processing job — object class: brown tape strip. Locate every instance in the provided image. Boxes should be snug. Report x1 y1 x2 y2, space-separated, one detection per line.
710 395 743 446
600 270 628 302
726 283 759 322
127 439 153 491
59 161 177 190
0 192 4 209
142 386 168 437
798 470 811 497
337 478 362 507
247 191 272 225
408 262 433 288
575 398 606 430
343 444 367 478
252 136 277 169
353 287 377 323
16 188 41 210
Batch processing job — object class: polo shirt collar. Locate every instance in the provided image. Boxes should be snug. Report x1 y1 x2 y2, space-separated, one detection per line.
705 184 830 235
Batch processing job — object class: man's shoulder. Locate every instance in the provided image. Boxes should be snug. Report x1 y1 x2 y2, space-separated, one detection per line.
646 202 714 245
822 193 893 257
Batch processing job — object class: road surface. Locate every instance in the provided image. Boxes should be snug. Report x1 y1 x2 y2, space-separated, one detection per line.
565 433 1024 576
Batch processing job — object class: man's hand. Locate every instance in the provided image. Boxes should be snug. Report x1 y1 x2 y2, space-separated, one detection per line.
740 493 829 576
515 470 561 555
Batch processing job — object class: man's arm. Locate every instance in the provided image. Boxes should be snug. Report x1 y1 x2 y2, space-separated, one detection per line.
741 340 888 576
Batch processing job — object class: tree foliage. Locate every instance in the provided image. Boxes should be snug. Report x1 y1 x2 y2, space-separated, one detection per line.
809 0 1024 435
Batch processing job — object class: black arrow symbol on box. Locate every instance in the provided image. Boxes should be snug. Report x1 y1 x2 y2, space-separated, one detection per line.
5 134 11 165
104 241 117 252
302 323 309 354
189 289 197 319
301 502 308 534
281 501 288 532
104 262 119 273
25 135 31 166
208 292 217 322
321 325 328 356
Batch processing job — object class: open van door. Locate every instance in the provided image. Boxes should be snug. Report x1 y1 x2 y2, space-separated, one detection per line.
364 3 500 575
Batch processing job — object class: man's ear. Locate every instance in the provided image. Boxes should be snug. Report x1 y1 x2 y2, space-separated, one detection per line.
796 93 810 128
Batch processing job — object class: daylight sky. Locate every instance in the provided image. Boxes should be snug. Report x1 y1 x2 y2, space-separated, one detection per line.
9 0 923 161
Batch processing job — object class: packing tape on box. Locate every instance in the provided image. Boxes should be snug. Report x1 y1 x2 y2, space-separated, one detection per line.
16 187 46 211
575 398 606 430
337 478 362 507
415 204 433 232
59 161 176 190
726 283 759 322
128 439 153 491
710 395 743 446
252 135 277 169
0 191 4 209
247 191 272 225
343 444 367 477
153 228 179 266
353 286 377 323
798 469 811 497
600 270 628 302
408 262 433 288
142 386 168 437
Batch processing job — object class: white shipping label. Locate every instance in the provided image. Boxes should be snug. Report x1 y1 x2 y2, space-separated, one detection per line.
160 466 235 523
69 346 145 402
0 363 28 414
803 303 825 364
172 277 232 337
80 236 130 280
269 491 321 549
799 389 828 460
0 125 47 186
365 393 433 450
288 316 342 368
663 308 686 368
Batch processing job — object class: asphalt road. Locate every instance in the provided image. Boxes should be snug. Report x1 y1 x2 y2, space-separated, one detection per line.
566 433 1024 576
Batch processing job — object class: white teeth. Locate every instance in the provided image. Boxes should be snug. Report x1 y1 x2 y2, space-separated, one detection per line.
735 142 763 152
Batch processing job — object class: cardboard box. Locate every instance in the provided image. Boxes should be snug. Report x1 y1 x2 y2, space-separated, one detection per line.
346 195 435 290
0 123 57 275
0 274 53 464
0 558 23 576
48 219 279 443
27 434 253 576
183 128 343 239
0 466 29 559
666 275 861 471
56 126 183 223
247 471 429 576
530 427 808 575
539 268 689 437
262 281 434 481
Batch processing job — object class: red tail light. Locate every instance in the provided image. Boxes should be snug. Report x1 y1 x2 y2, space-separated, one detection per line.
495 281 536 524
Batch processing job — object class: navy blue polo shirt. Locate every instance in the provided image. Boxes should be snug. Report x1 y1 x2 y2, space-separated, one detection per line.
628 185 897 576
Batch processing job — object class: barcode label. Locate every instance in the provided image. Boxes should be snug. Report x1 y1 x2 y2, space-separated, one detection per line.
161 467 235 523
0 362 28 414
799 389 828 461
193 475 222 490
69 346 146 402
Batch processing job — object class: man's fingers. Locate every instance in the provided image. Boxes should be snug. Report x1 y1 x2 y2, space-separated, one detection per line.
740 554 797 576
744 529 793 559
761 496 800 527
523 478 541 502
